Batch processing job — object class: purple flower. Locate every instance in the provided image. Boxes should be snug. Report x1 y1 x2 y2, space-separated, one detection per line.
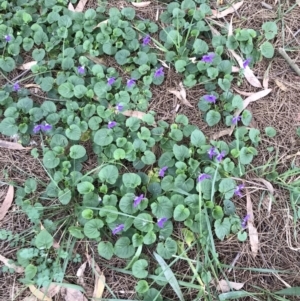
107 77 115 86
201 53 215 63
108 121 117 129
197 173 211 182
33 123 52 133
116 103 124 112
154 67 164 78
133 194 144 207
234 184 245 197
157 217 168 228
232 115 241 125
112 224 125 235
33 125 42 134
159 166 168 177
77 66 85 74
203 94 217 103
142 34 151 46
216 151 226 162
243 58 251 69
127 79 136 88
4 35 11 42
241 214 250 229
208 147 217 159
12 82 20 92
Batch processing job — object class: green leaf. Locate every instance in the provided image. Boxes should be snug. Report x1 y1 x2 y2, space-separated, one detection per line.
0 118 18 136
121 7 135 20
214 218 231 241
219 178 236 199
275 287 300 296
94 129 113 146
142 150 156 165
82 209 94 219
151 196 173 218
260 41 274 58
58 189 72 205
68 226 84 239
206 110 221 126
32 48 45 61
262 21 278 40
132 233 144 247
41 77 54 92
84 219 104 238
98 241 114 260
190 129 206 147
58 82 74 98
218 291 254 300
193 39 208 54
169 129 183 141
175 60 187 72
173 144 190 161
35 229 53 249
114 237 135 259
43 151 60 169
0 57 15 72
173 204 190 221
241 109 252 126
132 259 148 278
154 252 184 301
122 173 141 188
240 147 254 164
119 193 138 214
143 231 156 245
265 126 276 137
212 205 224 220
134 213 153 232
115 49 130 65
223 199 236 215
25 264 37 280
99 165 119 184
232 95 244 110
135 280 149 294
156 237 177 259
69 145 86 159
77 182 94 194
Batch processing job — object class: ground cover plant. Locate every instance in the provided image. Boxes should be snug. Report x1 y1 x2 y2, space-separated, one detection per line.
1 0 300 300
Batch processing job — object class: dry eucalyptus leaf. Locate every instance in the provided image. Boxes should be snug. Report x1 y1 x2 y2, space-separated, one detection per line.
93 19 108 29
217 280 244 293
22 296 37 301
211 128 232 140
0 185 14 220
24 84 40 89
18 61 37 70
158 59 169 68
29 285 52 301
253 178 274 214
132 1 151 7
274 79 287 91
231 66 240 73
233 87 254 97
62 287 88 301
68 2 75 11
211 1 244 18
0 140 30 150
121 110 157 126
41 284 61 298
75 0 88 12
76 261 88 287
0 254 24 273
245 188 259 257
169 84 193 108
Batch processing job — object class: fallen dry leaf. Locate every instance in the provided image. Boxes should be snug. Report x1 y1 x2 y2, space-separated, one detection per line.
253 178 274 214
85 254 105 300
76 261 88 287
158 59 170 69
22 296 37 301
297 0 300 6
75 0 88 12
0 254 24 273
62 287 88 301
233 87 254 97
217 280 244 293
132 1 151 7
274 79 287 91
0 185 14 220
245 188 259 257
169 83 193 108
232 66 240 73
0 140 30 150
68 2 75 11
211 1 244 18
229 50 262 88
211 128 232 140
29 285 52 301
18 61 37 70
121 110 157 126
41 283 61 298
24 84 40 89
263 64 271 89
85 54 105 65
93 19 108 29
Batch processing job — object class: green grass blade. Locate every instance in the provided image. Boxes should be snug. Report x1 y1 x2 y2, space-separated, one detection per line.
153 252 184 301
218 291 259 300
275 287 300 296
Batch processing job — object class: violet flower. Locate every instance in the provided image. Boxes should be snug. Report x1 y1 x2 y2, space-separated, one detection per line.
142 34 151 46
4 34 11 42
198 173 211 182
112 224 125 235
216 151 226 162
159 166 168 177
201 53 215 63
243 58 251 69
157 217 168 228
203 94 217 103
234 184 245 197
107 77 115 86
116 103 124 112
241 214 250 229
232 115 241 125
12 82 20 92
127 79 136 88
133 194 144 207
154 67 164 78
77 66 85 74
33 123 52 134
108 121 117 129
208 146 217 159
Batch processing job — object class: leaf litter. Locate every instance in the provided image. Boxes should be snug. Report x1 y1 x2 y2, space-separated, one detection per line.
168 82 193 108
216 279 244 293
211 1 244 18
0 254 24 273
0 139 31 150
0 185 14 220
132 1 151 7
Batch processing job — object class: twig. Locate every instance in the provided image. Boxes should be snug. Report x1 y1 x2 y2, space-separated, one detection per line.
278 48 300 77
261 1 273 9
11 69 30 82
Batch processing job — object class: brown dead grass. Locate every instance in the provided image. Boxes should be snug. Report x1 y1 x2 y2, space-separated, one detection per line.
1 0 300 300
